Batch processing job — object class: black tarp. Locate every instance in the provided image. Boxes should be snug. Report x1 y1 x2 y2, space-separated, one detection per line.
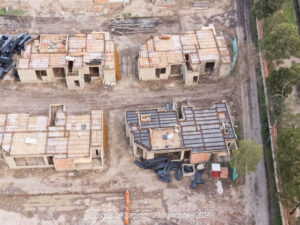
0 33 31 79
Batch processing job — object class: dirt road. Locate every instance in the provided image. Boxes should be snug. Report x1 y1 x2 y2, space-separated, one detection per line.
236 0 269 224
0 77 235 113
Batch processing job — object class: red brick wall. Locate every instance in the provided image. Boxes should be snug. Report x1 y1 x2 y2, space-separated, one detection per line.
190 152 211 164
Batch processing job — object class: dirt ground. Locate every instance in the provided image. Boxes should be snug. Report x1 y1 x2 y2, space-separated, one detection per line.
0 0 268 224
0 75 248 225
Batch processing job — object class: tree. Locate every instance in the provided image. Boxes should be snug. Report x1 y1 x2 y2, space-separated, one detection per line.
253 0 284 19
230 139 263 177
276 128 300 207
280 105 300 129
262 23 300 65
263 11 287 35
267 66 299 97
266 65 300 117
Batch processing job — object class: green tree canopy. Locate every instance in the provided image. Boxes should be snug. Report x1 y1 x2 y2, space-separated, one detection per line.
263 11 287 35
266 65 300 117
262 23 300 65
230 139 263 177
276 128 300 207
253 0 284 19
266 65 300 97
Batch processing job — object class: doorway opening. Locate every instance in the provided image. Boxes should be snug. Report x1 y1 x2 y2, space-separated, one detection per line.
184 151 191 160
35 70 47 80
205 62 215 74
193 76 198 83
47 156 54 165
171 65 181 75
74 80 80 87
68 61 74 72
53 68 65 78
84 74 91 83
89 67 100 76
155 67 166 78
185 54 192 70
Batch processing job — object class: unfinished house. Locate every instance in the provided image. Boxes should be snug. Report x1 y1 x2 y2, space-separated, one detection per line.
0 104 106 171
138 24 231 85
125 99 236 164
17 32 120 90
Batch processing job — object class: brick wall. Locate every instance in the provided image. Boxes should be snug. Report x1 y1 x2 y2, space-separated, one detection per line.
190 152 211 164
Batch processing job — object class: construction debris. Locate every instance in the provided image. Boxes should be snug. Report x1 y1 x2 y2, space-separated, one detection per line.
216 180 224 195
134 157 183 183
191 169 205 189
190 1 210 9
110 17 157 35
0 33 31 79
104 81 117 86
134 156 208 188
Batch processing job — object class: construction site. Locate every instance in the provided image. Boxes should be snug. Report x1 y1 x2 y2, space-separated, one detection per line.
17 32 119 89
0 0 270 225
126 99 236 162
138 25 231 84
0 104 105 171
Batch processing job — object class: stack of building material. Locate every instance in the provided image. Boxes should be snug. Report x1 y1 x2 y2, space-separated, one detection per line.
0 33 31 79
220 167 229 179
190 1 210 9
109 17 157 35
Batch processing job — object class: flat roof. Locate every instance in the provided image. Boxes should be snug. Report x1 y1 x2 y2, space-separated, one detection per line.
18 32 115 70
0 105 103 158
150 127 182 150
126 101 236 153
10 132 47 156
139 25 231 71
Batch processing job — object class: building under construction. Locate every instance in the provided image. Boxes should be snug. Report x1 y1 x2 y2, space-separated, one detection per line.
17 32 120 90
0 104 106 171
125 99 236 164
138 25 231 85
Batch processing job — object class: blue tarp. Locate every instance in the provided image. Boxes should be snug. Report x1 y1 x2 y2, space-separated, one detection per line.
232 158 238 181
228 38 238 77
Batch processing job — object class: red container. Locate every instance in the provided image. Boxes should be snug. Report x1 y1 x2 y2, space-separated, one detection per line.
211 171 221 178
211 163 221 178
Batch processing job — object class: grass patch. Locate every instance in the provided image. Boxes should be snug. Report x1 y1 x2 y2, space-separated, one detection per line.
257 69 283 225
122 13 132 18
0 7 26 16
282 0 296 25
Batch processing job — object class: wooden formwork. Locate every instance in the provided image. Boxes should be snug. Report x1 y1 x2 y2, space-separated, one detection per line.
102 113 109 152
115 46 121 80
